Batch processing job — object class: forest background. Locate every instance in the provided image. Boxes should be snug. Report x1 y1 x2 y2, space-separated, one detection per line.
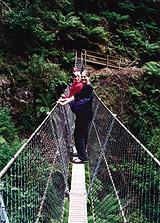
0 0 160 170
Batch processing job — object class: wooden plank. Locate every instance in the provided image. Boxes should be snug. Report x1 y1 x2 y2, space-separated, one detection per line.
84 50 106 56
85 59 107 66
82 50 122 69
86 54 107 61
68 163 88 223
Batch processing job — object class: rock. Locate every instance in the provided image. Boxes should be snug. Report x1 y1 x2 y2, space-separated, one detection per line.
0 75 34 117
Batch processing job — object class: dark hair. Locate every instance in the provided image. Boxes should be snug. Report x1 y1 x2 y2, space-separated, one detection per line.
82 70 90 77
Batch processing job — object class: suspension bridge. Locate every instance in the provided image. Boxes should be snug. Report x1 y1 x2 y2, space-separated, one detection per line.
0 55 160 222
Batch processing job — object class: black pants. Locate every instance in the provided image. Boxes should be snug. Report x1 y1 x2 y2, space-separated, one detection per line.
74 110 93 161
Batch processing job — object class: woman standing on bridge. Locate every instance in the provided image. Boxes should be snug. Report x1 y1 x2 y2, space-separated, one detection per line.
61 70 83 99
58 70 93 163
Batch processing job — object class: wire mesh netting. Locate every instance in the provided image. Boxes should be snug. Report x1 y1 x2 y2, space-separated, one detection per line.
0 89 160 223
0 100 72 223
87 93 160 223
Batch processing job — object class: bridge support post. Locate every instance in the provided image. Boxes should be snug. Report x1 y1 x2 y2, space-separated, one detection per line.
107 55 109 68
85 50 87 66
119 58 121 70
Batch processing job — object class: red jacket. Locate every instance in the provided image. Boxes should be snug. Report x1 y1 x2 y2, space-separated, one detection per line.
65 82 83 98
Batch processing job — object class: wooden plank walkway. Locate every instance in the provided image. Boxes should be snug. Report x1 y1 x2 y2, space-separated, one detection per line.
68 163 88 223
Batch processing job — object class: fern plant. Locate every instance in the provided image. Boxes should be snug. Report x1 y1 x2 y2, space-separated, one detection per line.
100 10 130 29
0 107 24 170
140 41 160 61
50 11 83 43
0 107 16 143
143 61 160 90
36 92 55 118
79 26 106 49
79 12 100 27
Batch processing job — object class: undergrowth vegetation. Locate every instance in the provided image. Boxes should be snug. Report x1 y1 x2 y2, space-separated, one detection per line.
0 107 25 170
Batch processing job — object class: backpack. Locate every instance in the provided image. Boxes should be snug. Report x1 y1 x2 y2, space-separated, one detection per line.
69 98 91 113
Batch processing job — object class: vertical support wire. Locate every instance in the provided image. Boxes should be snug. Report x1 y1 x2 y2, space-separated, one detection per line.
50 116 69 195
17 156 20 222
63 106 73 153
35 154 57 223
11 168 13 222
153 164 156 223
87 115 115 199
87 107 127 221
6 174 9 215
88 99 100 138
103 155 128 223
86 163 96 223
23 159 26 222
149 161 152 220
14 162 17 222
158 170 160 223
27 145 30 220
21 152 23 221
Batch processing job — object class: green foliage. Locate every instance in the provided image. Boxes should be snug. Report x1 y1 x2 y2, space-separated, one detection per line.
79 12 100 26
148 128 160 160
17 103 36 131
36 92 55 118
63 197 69 223
0 137 11 170
0 136 24 171
118 1 136 12
82 26 106 40
85 163 123 222
0 107 24 170
2 0 159 62
29 54 58 79
60 52 75 69
129 87 143 97
50 11 83 45
28 54 68 119
52 11 83 30
140 41 160 62
136 21 160 40
8 9 41 30
127 210 148 223
100 10 130 29
117 28 143 46
124 70 160 153
85 164 94 222
0 107 16 144
143 61 160 90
